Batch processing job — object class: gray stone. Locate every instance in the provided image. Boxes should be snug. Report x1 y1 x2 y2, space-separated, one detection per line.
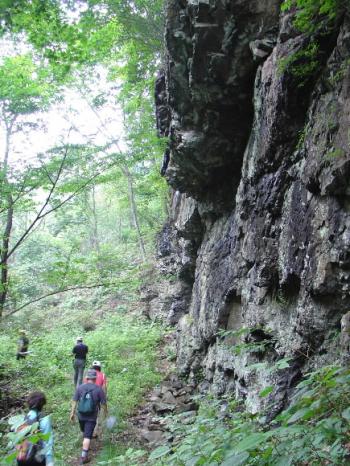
152 1 350 418
162 390 177 405
140 430 165 445
152 402 176 414
157 0 281 206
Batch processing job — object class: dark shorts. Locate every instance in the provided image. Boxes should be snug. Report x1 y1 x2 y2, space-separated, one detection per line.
79 420 96 439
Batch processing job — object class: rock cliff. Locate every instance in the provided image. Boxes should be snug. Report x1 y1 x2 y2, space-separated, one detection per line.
149 0 350 415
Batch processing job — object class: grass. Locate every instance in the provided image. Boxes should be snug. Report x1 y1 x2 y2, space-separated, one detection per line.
0 300 163 465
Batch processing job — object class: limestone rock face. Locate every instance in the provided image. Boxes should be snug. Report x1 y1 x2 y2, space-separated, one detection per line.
152 2 350 414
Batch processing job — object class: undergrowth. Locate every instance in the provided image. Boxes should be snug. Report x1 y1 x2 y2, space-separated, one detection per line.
0 302 162 465
281 0 344 33
146 365 350 466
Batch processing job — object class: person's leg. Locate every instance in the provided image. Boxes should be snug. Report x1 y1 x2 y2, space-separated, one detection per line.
79 420 85 435
73 360 79 387
80 421 96 463
77 361 85 386
82 437 91 453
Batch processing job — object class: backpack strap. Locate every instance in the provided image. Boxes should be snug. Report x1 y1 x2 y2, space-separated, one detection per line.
80 388 95 398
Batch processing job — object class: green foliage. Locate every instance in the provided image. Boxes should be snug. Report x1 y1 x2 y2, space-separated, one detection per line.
278 42 321 84
328 58 350 86
4 414 50 464
325 147 345 159
281 0 343 33
133 365 350 466
0 0 167 317
0 0 164 78
279 0 346 84
0 54 58 118
97 444 146 465
0 308 162 464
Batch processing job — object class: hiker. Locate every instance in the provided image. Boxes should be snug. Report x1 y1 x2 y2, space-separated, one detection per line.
70 369 107 465
16 330 29 360
17 391 54 466
72 337 88 388
87 361 107 393
85 361 107 438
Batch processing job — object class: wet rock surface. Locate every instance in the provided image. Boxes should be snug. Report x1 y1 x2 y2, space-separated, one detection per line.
151 3 350 415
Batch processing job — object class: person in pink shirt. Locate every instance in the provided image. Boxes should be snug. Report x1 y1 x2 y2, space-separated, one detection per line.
83 360 107 391
91 361 107 393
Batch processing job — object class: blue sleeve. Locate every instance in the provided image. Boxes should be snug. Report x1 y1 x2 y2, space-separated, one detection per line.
40 415 54 463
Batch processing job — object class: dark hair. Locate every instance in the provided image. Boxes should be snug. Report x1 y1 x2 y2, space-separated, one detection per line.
92 365 101 372
27 391 46 411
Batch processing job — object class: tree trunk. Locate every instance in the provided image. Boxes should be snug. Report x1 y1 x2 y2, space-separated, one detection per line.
121 165 146 261
90 184 100 254
0 121 14 318
0 197 13 316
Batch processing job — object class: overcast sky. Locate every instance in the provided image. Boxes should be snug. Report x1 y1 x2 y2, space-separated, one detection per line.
1 83 126 174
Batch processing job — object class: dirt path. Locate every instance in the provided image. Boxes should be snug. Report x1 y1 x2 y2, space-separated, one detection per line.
69 437 102 466
107 331 198 459
67 331 177 465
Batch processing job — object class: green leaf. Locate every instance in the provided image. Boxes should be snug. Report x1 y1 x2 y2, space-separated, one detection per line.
275 357 292 370
342 407 350 421
4 450 17 464
259 385 274 398
148 445 171 460
185 457 202 466
273 455 293 466
287 407 314 424
234 433 266 452
221 452 250 466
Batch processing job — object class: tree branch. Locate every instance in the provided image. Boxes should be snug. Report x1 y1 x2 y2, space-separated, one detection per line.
2 146 120 263
1 144 70 263
3 282 127 318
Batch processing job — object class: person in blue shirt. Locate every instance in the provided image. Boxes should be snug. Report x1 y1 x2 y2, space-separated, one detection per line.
17 391 54 466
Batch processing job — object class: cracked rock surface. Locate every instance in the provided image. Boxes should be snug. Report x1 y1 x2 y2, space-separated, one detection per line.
148 1 350 414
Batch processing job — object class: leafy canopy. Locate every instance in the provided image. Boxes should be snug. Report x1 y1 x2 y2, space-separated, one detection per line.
0 53 57 120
